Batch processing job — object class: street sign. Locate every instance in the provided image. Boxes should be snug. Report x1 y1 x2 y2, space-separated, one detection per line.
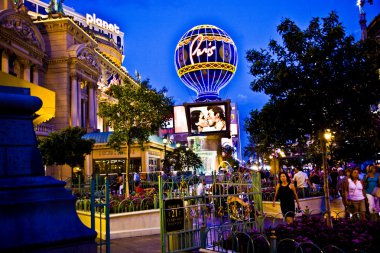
164 199 184 232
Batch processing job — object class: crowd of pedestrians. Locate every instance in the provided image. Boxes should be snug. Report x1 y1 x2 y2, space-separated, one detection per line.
270 163 380 222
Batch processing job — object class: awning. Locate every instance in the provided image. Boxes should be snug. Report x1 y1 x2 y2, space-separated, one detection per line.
0 72 55 125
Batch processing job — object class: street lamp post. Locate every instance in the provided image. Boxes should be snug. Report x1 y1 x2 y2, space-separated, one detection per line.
163 138 167 173
321 129 333 227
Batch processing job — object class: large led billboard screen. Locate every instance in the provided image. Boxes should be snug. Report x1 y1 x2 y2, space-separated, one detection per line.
185 100 231 136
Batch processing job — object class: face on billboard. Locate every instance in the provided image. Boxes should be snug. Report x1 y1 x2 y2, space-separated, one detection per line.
174 106 188 133
189 105 227 134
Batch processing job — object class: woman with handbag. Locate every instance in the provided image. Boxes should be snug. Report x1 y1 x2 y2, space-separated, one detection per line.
363 165 380 214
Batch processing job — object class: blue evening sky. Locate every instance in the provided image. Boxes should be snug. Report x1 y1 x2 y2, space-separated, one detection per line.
62 0 379 157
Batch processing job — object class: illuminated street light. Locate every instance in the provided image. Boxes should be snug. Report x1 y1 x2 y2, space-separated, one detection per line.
324 129 332 141
321 129 333 227
163 138 168 173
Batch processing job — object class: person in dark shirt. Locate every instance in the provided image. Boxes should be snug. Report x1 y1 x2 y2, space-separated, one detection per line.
273 172 301 224
330 167 339 198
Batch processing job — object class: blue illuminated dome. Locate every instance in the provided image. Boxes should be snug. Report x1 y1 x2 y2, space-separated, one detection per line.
174 25 238 102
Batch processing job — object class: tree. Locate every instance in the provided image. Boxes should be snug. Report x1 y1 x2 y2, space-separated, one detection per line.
166 146 203 173
38 127 95 179
245 12 380 164
98 77 173 196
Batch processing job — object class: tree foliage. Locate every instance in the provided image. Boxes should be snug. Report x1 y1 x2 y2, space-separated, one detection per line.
98 78 174 151
245 12 380 164
38 127 95 168
98 77 173 196
165 147 203 172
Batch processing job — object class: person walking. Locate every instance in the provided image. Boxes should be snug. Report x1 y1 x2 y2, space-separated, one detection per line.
310 167 322 191
273 172 301 224
339 168 352 219
343 167 367 221
117 173 124 195
293 167 314 198
363 165 380 215
330 167 339 198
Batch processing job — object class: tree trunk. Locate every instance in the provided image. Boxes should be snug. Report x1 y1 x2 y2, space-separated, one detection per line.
320 132 333 228
125 143 131 198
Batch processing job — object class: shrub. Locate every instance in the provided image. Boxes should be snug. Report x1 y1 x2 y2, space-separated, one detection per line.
270 217 380 252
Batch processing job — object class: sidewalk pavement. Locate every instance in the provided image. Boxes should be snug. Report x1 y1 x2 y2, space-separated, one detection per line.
103 218 302 253
103 234 161 253
104 197 346 253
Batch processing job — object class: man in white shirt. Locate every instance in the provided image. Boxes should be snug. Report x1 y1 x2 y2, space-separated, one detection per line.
293 167 314 198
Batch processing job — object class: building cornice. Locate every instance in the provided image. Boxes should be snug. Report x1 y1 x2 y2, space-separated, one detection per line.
95 49 139 86
0 30 45 64
368 14 380 40
33 15 97 48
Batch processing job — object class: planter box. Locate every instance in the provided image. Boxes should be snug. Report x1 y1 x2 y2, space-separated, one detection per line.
263 196 326 218
77 209 160 239
263 196 345 218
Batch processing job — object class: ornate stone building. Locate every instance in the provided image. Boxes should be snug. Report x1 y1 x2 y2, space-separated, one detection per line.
368 14 380 41
1 0 130 132
0 0 170 180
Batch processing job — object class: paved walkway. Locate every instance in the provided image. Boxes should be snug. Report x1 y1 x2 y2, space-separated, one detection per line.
101 234 161 253
102 197 346 253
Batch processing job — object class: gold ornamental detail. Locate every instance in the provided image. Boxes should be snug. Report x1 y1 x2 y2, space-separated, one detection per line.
177 62 236 77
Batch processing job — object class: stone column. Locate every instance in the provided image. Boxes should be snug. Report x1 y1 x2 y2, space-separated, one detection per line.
32 66 39 84
77 80 82 127
95 88 99 130
23 61 31 82
1 50 9 73
85 154 92 178
142 150 148 172
71 74 78 126
88 83 95 130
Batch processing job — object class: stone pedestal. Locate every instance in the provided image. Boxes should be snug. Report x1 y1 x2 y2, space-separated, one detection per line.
0 87 97 252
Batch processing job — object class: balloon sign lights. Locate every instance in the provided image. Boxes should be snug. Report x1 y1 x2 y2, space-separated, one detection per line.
174 25 238 102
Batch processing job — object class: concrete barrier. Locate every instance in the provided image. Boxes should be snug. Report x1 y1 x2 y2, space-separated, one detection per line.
263 196 345 218
77 209 160 239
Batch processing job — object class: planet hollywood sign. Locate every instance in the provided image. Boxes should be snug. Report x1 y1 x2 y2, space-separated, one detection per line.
86 13 120 34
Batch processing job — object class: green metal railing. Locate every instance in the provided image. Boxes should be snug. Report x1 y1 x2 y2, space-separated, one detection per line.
91 176 110 253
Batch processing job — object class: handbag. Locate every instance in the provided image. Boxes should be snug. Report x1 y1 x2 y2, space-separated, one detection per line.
371 186 380 198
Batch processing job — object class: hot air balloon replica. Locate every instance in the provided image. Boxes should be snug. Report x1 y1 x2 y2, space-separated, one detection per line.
172 25 240 176
174 24 238 102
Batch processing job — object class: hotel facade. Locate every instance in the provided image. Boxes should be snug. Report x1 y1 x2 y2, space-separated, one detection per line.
0 0 170 180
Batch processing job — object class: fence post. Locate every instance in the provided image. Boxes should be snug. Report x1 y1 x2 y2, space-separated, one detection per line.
105 177 111 253
270 230 277 253
200 224 206 249
159 175 165 253
90 176 95 231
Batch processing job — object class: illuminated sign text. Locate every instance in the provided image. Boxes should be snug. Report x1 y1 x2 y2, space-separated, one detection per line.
189 34 216 65
86 13 120 34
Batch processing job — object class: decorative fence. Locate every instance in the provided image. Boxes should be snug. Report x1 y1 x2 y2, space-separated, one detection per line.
69 172 378 253
159 172 264 253
201 210 378 253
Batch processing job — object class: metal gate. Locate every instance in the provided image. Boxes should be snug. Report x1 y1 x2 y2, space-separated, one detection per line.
90 175 111 253
159 171 262 253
